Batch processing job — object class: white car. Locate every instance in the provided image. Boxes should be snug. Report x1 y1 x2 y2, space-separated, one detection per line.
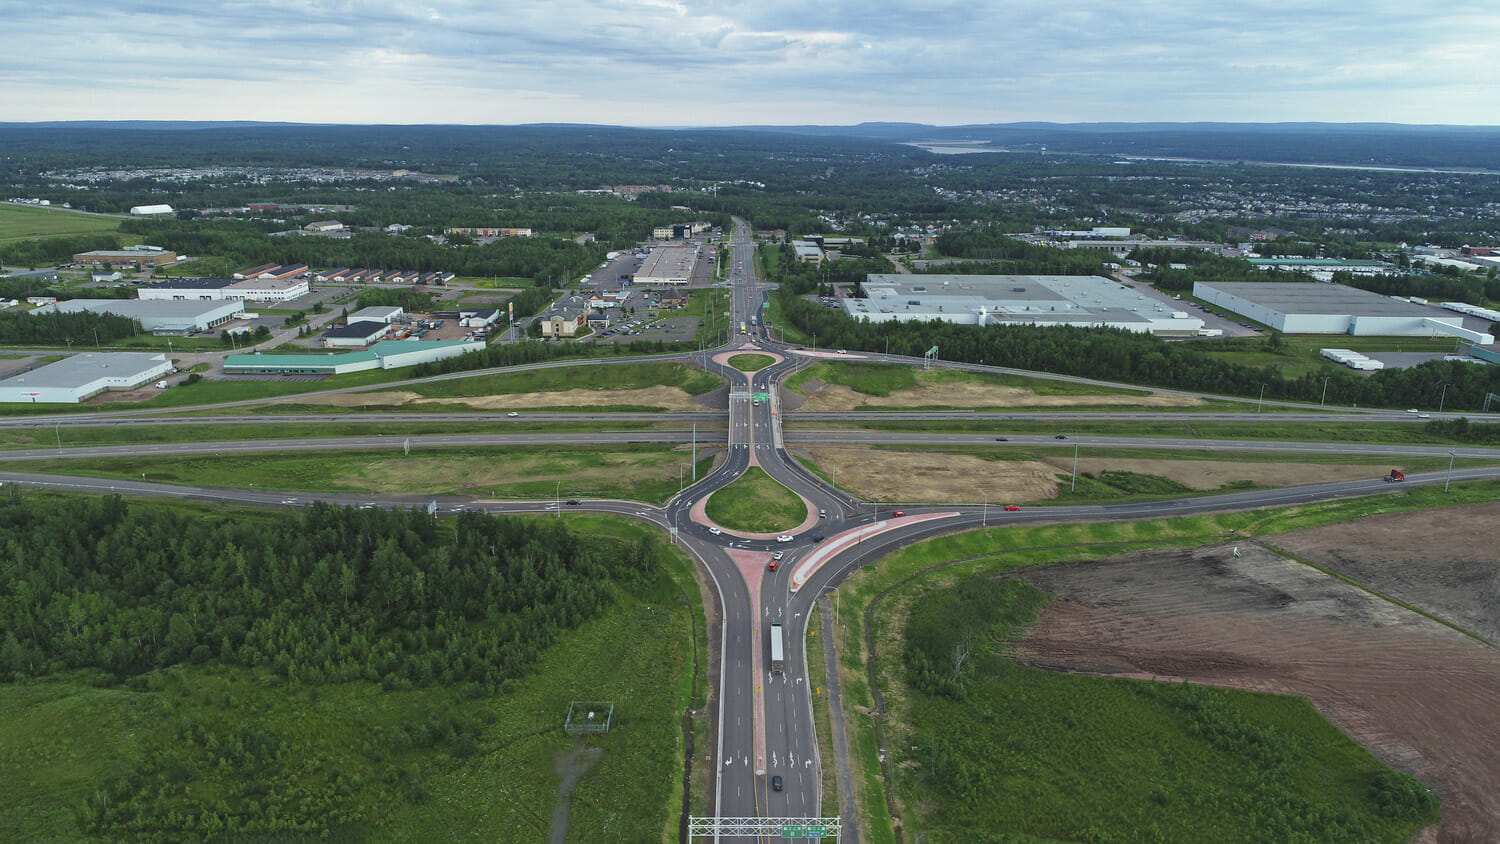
708 527 721 536
507 411 519 417
1418 413 1431 419
776 534 794 543
1406 408 1419 413
772 551 784 561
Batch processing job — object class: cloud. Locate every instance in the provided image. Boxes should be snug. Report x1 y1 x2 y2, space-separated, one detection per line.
0 0 1496 124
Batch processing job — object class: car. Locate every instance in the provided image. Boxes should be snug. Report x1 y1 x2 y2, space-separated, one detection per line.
1418 413 1431 419
771 775 783 792
507 411 519 417
1406 408 1419 413
1004 504 1021 511
708 527 721 536
768 559 778 572
818 509 826 518
772 551 784 561
892 510 905 517
812 535 825 543
1054 434 1068 440
995 436 1008 441
776 534 793 543
565 499 582 506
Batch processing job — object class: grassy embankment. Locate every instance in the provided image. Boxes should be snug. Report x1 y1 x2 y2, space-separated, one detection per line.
0 506 704 844
826 480 1500 843
20 447 718 505
703 466 808 533
785 360 1154 403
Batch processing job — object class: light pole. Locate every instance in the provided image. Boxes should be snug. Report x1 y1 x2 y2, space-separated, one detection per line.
982 491 988 527
555 481 561 516
55 420 62 454
679 464 685 492
1071 441 1079 492
1320 376 1330 408
1257 383 1266 413
1445 449 1456 493
1439 382 1449 414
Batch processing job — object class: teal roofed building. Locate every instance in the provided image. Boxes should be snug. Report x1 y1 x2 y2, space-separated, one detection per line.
224 339 484 375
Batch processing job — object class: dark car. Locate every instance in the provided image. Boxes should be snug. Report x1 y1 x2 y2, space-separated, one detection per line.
812 535 825 543
565 499 582 506
995 436 1008 441
771 775 783 792
1054 434 1068 440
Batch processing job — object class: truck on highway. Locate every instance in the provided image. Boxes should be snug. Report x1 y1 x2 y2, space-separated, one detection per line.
769 623 784 674
1385 469 1406 482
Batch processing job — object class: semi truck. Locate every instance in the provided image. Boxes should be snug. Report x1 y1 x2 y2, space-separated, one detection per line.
769 623 784 674
1384 469 1406 482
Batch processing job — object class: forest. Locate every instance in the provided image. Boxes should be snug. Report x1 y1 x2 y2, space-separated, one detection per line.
0 309 140 345
0 494 658 687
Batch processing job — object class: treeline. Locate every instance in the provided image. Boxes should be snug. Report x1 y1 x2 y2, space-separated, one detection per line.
935 228 1115 275
1424 418 1500 444
0 274 131 303
355 288 438 313
0 495 661 687
118 218 605 283
0 309 141 345
1340 270 1500 307
0 233 119 268
408 336 695 378
1137 251 1316 291
774 290 1500 410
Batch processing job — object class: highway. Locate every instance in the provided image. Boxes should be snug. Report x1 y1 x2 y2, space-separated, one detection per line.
4 216 1500 843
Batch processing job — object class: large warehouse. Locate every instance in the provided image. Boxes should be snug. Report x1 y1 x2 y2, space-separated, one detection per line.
1193 282 1494 342
224 340 484 375
136 276 309 302
73 248 177 268
0 352 173 403
633 246 697 286
31 298 244 334
844 275 1205 335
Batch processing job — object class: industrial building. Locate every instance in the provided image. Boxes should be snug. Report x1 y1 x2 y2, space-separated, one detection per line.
31 298 243 334
224 340 485 375
136 277 309 302
633 246 697 287
1248 257 1394 277
1193 282 1494 343
321 321 392 347
348 306 404 325
0 352 173 403
73 247 177 268
844 275 1205 335
129 204 175 216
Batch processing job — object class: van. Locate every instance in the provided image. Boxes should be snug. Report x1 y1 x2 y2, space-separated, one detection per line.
818 509 826 518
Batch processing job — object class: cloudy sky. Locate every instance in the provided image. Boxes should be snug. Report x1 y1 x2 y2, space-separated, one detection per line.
4 0 1498 126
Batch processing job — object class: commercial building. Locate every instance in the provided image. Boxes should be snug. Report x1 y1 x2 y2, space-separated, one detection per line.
1248 257 1394 277
224 339 485 375
539 295 589 337
844 274 1205 335
792 241 825 264
304 220 345 233
321 321 392 347
73 247 177 268
129 204 175 216
0 352 173 403
633 246 697 287
31 298 243 333
136 277 309 302
348 306 404 325
1193 282 1493 343
652 222 712 240
445 227 533 238
459 308 500 328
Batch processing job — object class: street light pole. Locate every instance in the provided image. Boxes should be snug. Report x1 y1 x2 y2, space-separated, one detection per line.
1071 441 1079 492
555 481 561 516
1439 383 1449 413
1257 383 1266 413
1445 450 1456 493
55 420 62 454
1320 376 1330 408
982 491 987 527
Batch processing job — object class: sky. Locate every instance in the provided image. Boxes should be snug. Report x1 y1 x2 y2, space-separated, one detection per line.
3 0 1499 126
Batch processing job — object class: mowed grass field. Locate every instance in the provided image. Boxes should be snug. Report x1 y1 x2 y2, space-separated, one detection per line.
703 466 808 532
0 203 122 243
0 510 704 844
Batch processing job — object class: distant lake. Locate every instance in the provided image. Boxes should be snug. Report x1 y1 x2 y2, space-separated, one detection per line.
902 141 998 155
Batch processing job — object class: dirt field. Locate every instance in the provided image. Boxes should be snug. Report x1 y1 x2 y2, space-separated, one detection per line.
797 445 1059 503
1060 457 1394 490
788 379 1203 412
1016 537 1500 843
287 385 705 411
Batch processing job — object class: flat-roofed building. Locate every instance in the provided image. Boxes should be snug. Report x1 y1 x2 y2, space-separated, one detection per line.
633 246 697 287
349 306 404 325
31 298 243 333
322 321 392 347
1194 281 1490 342
137 277 308 302
235 263 281 280
224 340 484 375
0 352 173 403
845 274 1204 335
73 248 177 268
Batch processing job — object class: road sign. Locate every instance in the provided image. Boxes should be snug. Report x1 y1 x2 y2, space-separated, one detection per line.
753 392 769 402
762 302 769 309
781 825 827 838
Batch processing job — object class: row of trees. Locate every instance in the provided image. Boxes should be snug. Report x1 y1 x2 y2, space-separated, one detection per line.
0 309 140 345
0 494 661 687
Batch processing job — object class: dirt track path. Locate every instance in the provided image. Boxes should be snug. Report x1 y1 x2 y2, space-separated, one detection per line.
548 743 603 844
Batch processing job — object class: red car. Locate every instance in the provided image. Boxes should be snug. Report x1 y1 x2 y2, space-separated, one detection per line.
768 560 778 572
892 510 905 517
1004 505 1021 511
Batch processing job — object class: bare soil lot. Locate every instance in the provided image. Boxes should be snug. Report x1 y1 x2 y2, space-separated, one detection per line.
1062 456 1393 490
797 445 1058 503
788 379 1202 412
287 385 704 411
1016 537 1500 843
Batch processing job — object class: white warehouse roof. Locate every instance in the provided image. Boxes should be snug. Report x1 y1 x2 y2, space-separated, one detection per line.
0 352 173 404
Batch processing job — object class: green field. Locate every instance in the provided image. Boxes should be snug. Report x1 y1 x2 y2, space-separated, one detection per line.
703 466 808 532
785 360 1152 400
790 417 1476 445
400 362 722 399
896 576 1436 842
0 203 122 244
0 507 702 843
22 446 717 505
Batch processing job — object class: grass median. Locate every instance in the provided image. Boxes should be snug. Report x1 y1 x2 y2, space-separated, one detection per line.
702 466 808 532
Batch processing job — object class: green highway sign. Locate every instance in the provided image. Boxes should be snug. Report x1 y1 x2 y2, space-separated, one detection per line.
781 826 827 839
753 392 769 402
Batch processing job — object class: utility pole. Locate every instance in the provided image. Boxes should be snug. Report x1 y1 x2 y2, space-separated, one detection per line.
1257 383 1266 413
555 481 561 516
692 423 697 481
1445 450 1456 493
1439 382 1449 413
1071 441 1079 492
1320 376 1330 408
982 491 987 527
